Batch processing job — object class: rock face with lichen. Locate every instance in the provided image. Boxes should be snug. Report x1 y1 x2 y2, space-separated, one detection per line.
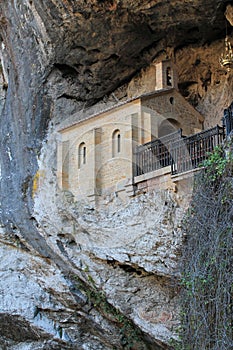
0 1 233 349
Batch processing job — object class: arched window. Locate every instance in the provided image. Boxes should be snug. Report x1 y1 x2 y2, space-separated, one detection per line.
166 67 172 86
78 142 86 168
112 129 121 157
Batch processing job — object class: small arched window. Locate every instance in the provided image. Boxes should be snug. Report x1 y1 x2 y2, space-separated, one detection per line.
78 142 86 168
166 67 172 86
112 129 121 157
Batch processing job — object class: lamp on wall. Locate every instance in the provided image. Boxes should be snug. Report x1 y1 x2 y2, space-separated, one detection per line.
219 36 233 71
220 19 233 71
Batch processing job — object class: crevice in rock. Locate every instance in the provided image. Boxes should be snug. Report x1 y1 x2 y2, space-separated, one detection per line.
54 63 79 77
103 53 120 62
106 259 151 277
57 93 82 101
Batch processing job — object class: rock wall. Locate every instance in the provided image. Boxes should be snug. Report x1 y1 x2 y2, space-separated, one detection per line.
0 1 233 349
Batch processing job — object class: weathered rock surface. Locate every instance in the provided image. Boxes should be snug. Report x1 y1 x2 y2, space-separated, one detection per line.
0 0 233 348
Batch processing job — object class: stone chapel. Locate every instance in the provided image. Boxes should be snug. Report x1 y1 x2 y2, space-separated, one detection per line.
57 59 205 205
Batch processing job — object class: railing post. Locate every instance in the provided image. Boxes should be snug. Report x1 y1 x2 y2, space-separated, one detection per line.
223 104 233 136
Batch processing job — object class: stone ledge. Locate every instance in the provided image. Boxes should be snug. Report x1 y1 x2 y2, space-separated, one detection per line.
171 166 203 182
134 166 171 184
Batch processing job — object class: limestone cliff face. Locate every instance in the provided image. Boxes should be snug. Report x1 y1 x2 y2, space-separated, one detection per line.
0 1 232 349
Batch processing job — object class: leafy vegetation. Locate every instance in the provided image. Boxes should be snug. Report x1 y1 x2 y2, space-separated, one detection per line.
202 145 229 182
178 146 233 349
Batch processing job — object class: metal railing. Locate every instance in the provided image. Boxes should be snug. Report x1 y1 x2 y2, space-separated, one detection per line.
171 125 225 175
223 102 233 136
134 130 182 176
134 125 225 178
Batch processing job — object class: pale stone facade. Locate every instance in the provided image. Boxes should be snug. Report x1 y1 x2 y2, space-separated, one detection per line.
57 60 204 205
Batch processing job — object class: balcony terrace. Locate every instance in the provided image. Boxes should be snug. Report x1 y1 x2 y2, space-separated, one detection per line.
134 125 225 180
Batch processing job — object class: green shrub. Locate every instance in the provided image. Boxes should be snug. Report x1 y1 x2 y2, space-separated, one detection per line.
202 145 228 181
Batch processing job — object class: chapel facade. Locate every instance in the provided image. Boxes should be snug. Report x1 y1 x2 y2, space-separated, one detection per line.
57 60 204 205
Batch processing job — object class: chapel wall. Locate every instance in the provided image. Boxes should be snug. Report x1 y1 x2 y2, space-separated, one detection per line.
142 91 203 136
58 102 140 203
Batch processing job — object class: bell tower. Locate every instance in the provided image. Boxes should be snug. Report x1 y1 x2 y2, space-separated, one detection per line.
155 59 178 91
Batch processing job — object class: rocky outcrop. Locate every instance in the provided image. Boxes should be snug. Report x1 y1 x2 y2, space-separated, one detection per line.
0 0 233 348
1 184 187 349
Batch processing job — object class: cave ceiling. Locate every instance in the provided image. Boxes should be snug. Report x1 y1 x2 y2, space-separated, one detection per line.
1 0 230 103
47 0 230 101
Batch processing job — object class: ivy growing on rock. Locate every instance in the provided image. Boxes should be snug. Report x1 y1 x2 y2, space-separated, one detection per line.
177 146 233 349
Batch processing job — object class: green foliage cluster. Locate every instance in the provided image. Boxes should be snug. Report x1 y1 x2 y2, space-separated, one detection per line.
202 146 229 182
178 149 233 350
